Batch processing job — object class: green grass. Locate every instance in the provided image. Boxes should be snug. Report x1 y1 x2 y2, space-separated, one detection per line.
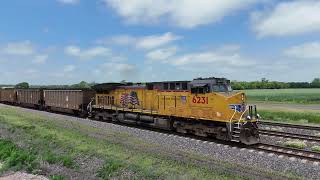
0 140 38 173
97 159 123 179
259 110 320 124
50 175 66 180
244 88 320 104
0 107 252 179
311 146 320 152
283 141 306 149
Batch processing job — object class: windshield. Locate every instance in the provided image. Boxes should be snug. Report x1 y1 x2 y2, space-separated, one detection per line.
212 84 232 92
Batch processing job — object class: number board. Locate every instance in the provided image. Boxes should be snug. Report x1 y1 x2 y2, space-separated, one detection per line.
192 96 208 104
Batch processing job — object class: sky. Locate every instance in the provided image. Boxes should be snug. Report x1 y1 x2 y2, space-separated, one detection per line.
0 0 320 85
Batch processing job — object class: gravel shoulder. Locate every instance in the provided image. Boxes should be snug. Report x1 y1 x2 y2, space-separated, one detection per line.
0 172 48 180
1 104 320 179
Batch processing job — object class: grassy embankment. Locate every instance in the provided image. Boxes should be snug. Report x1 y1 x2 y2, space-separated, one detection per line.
244 88 320 104
0 107 284 179
259 110 320 125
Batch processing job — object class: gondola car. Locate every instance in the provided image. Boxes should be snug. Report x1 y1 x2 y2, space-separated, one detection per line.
0 88 17 104
43 89 95 117
16 89 44 109
90 77 260 145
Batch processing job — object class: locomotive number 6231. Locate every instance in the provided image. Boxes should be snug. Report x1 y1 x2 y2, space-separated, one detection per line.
192 96 208 104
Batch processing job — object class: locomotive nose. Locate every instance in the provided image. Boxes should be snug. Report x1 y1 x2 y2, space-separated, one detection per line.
239 122 260 145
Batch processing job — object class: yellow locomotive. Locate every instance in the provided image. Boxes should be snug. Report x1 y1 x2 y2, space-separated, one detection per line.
91 77 260 145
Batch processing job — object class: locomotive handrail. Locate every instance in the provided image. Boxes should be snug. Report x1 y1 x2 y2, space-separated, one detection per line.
87 98 95 113
229 105 237 132
238 106 249 128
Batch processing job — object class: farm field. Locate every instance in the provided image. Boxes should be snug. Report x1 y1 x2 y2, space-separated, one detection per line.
244 88 320 104
245 88 320 125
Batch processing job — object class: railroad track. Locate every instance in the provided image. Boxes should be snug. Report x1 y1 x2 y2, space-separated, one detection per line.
259 121 320 131
259 129 320 142
254 143 320 162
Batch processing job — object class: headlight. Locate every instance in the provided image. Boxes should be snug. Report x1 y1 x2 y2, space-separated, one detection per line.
246 115 251 120
257 114 261 119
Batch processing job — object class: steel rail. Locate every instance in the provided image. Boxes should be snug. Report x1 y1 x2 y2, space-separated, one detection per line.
259 121 320 131
253 143 320 162
259 129 320 142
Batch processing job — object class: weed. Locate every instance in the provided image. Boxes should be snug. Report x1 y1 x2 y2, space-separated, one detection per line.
43 151 74 168
311 146 320 152
97 159 123 179
0 140 38 173
62 156 74 168
50 175 65 180
284 141 306 149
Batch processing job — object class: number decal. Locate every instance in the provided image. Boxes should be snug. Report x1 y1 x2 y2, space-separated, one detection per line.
192 96 197 103
192 96 208 104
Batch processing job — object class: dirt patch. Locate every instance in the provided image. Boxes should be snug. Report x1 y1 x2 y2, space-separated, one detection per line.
0 172 48 180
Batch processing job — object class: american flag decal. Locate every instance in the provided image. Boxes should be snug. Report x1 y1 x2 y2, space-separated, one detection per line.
120 91 140 107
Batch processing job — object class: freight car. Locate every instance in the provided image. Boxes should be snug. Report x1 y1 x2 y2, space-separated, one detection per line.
0 88 17 104
90 77 260 145
16 89 44 109
43 89 95 117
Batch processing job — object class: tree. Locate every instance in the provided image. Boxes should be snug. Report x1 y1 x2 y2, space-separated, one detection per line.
71 81 91 89
15 82 29 89
311 78 320 88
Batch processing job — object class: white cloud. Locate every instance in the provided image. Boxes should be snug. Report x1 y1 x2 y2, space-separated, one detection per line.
104 63 135 72
170 51 255 67
104 0 257 28
136 32 181 49
100 32 181 50
51 65 76 78
146 46 177 61
63 65 76 73
65 46 112 59
252 0 320 37
57 0 79 5
284 42 320 59
107 35 137 46
94 62 138 81
1 41 35 56
32 54 48 64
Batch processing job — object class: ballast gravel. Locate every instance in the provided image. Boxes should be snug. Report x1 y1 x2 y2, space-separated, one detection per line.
1 104 320 179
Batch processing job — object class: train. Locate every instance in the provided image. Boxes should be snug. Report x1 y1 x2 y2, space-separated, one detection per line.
0 77 260 145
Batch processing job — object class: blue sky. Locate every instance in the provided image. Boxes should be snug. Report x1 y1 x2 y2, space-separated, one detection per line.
0 0 320 84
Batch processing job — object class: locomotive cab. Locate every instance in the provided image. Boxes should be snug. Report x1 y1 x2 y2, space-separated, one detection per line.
189 77 260 145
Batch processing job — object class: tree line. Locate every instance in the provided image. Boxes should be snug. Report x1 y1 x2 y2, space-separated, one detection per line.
231 78 320 90
2 78 320 90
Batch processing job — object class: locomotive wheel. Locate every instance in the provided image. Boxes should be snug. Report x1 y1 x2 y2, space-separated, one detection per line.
240 122 260 145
